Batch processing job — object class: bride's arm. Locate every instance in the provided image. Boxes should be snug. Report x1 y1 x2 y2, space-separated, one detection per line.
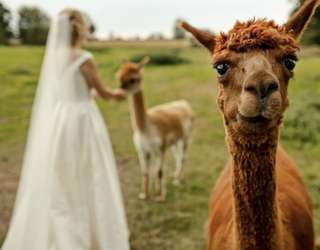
80 59 126 101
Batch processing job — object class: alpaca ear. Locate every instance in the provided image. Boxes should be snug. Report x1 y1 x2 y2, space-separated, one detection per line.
285 0 319 41
121 58 127 64
180 21 216 54
139 56 150 68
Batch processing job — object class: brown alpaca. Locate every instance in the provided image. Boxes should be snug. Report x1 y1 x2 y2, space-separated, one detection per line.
181 0 318 249
116 57 194 201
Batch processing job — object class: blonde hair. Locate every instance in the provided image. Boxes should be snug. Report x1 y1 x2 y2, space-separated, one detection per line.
60 8 90 46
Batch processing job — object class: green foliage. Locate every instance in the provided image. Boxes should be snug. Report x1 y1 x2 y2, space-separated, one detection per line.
290 0 320 45
18 6 50 44
25 23 49 45
130 51 189 66
0 24 5 44
84 13 96 34
0 2 13 44
90 23 95 34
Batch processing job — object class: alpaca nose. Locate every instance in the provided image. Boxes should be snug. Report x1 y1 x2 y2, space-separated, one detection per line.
244 73 279 100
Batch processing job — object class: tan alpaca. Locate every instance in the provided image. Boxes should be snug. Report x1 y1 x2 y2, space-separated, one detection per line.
181 0 318 249
116 57 194 201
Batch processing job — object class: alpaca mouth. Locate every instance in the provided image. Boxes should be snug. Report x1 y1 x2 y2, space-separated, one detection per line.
239 114 270 124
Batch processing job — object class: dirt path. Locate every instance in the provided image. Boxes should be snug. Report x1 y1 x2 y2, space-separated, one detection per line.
0 160 20 243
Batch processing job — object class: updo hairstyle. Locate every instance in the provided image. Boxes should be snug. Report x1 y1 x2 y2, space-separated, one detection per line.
60 8 90 46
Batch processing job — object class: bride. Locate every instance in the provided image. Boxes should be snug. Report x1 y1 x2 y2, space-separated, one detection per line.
2 9 130 250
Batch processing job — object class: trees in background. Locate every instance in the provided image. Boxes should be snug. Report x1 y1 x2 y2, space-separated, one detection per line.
290 0 320 45
26 24 50 45
0 2 13 44
0 4 98 46
17 8 97 45
18 6 50 45
0 4 49 45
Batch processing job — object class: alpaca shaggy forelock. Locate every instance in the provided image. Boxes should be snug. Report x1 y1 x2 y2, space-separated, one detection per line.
215 19 300 53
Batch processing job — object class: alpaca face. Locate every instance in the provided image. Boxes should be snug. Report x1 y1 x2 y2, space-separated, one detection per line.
213 48 294 132
117 63 142 95
116 57 150 95
180 0 318 134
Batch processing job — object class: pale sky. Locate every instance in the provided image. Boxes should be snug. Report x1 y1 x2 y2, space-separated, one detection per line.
3 0 296 39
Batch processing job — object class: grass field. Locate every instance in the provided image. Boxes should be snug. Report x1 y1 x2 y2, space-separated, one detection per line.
0 42 319 249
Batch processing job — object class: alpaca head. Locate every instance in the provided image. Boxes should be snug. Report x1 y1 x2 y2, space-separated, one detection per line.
181 0 318 137
116 57 150 95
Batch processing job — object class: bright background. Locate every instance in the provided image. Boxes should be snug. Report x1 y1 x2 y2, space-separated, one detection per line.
4 0 294 39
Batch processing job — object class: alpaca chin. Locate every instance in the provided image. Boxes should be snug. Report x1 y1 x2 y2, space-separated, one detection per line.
125 85 142 96
236 114 272 133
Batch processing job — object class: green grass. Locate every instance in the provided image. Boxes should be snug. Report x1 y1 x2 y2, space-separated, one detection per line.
0 45 319 249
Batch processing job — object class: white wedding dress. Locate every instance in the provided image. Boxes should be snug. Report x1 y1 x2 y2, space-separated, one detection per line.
2 13 130 250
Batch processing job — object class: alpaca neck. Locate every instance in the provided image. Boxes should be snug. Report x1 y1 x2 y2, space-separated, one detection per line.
228 129 282 250
129 89 148 132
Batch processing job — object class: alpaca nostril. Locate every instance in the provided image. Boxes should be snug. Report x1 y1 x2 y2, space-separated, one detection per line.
245 82 279 98
244 86 257 93
267 83 279 94
244 76 279 99
260 82 279 98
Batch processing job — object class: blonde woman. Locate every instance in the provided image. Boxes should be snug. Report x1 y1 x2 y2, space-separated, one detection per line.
2 9 130 250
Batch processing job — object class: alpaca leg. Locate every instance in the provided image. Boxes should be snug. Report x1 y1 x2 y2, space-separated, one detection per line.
154 153 166 202
173 139 187 186
137 151 151 200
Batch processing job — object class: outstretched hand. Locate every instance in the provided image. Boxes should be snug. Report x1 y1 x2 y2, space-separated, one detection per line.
112 88 127 102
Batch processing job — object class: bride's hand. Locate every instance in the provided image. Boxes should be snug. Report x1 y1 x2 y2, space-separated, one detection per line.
112 88 127 102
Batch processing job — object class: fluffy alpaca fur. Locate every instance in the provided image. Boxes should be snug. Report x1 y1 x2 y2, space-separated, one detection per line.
181 0 319 249
116 57 194 201
215 19 299 52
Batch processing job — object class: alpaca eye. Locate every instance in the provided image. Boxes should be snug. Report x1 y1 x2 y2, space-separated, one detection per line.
130 79 136 84
284 58 296 71
214 63 229 77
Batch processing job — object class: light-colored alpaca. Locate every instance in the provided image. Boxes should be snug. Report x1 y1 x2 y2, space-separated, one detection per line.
116 57 194 201
181 0 318 249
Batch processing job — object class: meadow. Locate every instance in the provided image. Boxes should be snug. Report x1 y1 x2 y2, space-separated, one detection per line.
0 41 319 249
